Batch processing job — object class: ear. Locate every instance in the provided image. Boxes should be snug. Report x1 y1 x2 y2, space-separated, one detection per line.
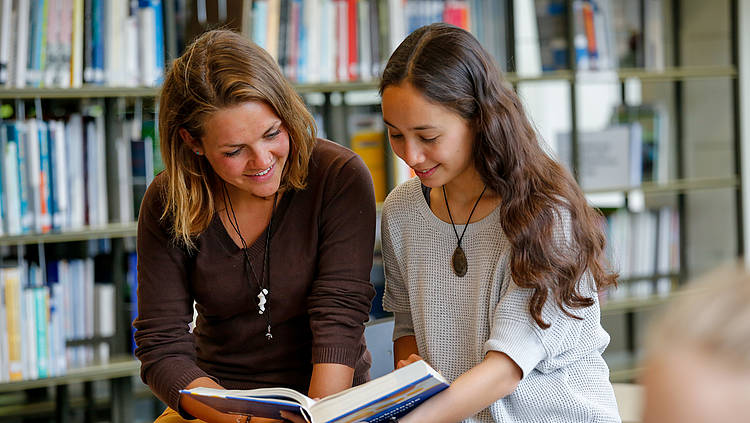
179 127 203 155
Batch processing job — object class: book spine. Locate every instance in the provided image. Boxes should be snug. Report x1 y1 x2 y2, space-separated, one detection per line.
3 268 23 381
0 0 13 85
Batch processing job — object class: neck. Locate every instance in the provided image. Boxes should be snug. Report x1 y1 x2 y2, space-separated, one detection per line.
221 184 279 213
443 169 490 207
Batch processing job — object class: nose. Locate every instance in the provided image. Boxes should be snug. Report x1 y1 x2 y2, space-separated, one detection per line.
401 139 424 168
247 145 273 170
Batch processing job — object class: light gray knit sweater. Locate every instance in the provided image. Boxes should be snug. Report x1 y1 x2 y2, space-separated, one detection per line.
381 177 621 423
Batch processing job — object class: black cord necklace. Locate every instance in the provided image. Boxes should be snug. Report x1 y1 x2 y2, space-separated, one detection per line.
443 184 487 277
223 182 278 341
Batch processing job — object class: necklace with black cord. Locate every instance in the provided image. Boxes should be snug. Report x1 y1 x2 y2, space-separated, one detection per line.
442 184 488 277
222 182 278 341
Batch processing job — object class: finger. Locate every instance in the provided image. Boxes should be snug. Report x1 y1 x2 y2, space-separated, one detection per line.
279 410 308 423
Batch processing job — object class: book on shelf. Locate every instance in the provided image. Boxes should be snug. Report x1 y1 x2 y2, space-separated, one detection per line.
349 113 387 203
610 103 669 185
556 124 643 191
180 360 449 423
604 206 678 301
0 103 161 235
0 254 116 382
1 0 166 88
242 0 508 83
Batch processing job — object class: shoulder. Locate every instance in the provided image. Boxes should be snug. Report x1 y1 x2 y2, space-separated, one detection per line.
306 138 370 184
310 138 361 171
140 171 170 219
383 177 421 216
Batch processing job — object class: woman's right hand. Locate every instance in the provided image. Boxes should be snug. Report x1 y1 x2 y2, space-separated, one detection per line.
396 353 424 369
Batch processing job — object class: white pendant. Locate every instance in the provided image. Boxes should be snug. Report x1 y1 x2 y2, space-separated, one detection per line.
257 288 268 314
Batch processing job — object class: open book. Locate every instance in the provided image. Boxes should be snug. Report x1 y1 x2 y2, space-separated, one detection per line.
179 360 449 423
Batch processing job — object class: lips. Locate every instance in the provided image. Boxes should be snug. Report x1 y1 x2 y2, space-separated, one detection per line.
244 162 277 181
253 165 273 176
413 165 438 177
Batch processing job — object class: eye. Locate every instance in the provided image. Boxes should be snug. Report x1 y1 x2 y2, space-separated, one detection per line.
223 148 242 157
420 136 438 142
388 132 403 140
265 129 282 139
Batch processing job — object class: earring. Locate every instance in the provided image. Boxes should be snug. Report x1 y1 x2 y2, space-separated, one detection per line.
194 150 202 155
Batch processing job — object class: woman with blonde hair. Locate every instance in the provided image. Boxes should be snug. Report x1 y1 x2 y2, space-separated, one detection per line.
641 264 750 423
134 29 376 422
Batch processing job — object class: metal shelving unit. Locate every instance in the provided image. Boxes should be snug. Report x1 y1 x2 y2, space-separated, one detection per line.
0 223 137 246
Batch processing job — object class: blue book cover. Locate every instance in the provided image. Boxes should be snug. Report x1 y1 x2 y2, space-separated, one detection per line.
180 360 449 423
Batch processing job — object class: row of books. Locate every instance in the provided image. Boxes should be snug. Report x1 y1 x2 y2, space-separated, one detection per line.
0 258 115 382
533 0 664 72
557 103 669 192
0 111 158 236
246 0 507 83
604 206 680 301
0 0 166 88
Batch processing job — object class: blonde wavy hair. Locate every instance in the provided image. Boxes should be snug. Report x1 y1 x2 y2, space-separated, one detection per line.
645 262 750 370
158 30 316 250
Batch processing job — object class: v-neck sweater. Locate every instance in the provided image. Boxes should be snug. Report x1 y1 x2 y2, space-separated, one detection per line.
134 139 377 413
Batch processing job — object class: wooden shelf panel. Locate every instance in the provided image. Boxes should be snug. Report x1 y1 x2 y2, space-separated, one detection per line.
0 223 137 246
0 66 736 99
602 294 673 315
0 86 159 99
583 176 738 196
0 358 140 393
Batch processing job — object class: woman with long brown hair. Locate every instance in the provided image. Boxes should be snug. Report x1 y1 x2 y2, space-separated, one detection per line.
134 30 376 422
380 23 620 422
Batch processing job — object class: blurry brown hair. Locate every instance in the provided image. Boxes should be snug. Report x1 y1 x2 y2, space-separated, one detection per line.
380 23 617 328
159 29 316 250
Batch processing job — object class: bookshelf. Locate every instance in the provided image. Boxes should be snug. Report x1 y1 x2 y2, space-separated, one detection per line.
0 0 747 420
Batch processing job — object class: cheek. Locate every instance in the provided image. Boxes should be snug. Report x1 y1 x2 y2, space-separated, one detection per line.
214 158 245 176
389 140 406 161
275 134 291 161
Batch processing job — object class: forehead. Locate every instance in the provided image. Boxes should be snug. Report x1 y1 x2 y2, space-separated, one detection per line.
201 102 280 143
381 83 462 127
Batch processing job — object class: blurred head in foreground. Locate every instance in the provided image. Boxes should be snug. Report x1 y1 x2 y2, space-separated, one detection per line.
641 263 750 423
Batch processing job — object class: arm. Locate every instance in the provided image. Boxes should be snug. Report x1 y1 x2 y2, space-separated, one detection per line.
307 152 376 394
308 363 355 399
134 177 213 417
394 335 419 369
400 351 522 423
380 193 419 371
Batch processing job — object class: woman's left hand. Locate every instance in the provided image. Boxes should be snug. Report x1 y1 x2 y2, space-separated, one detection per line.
396 353 424 369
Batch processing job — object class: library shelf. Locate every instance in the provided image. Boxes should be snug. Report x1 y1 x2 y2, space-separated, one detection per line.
0 86 160 100
582 176 739 196
0 222 137 246
0 65 736 101
0 357 139 393
601 286 711 316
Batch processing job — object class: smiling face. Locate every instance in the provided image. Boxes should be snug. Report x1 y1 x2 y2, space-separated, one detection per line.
197 101 290 200
381 82 477 190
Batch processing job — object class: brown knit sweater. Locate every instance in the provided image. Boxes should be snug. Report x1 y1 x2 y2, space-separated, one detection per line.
134 139 376 413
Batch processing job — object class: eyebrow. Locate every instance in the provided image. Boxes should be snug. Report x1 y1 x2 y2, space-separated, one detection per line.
218 122 281 148
383 119 438 131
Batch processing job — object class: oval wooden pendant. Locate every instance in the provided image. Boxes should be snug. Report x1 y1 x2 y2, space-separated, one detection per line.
452 246 468 277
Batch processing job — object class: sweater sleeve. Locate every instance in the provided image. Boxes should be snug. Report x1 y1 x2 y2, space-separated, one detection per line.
133 176 212 417
307 153 376 368
381 197 411 315
484 210 602 379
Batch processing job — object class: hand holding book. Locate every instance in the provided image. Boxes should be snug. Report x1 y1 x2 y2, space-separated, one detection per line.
180 360 449 423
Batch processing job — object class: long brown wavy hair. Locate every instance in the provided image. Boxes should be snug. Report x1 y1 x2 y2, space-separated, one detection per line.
380 23 617 328
159 30 316 250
